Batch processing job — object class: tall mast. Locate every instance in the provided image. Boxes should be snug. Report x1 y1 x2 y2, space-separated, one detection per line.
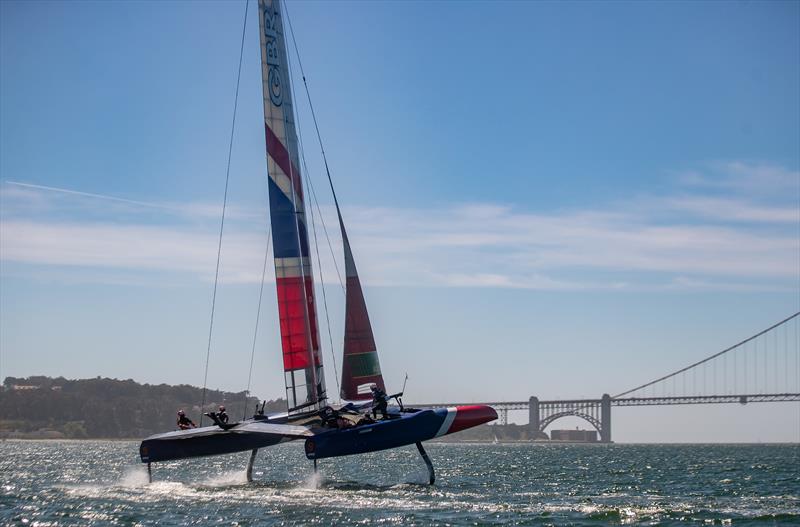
257 0 325 414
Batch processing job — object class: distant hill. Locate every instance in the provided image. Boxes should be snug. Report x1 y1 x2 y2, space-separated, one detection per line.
2 375 527 442
1 376 286 439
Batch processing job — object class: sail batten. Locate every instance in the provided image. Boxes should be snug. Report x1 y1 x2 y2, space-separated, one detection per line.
258 0 324 413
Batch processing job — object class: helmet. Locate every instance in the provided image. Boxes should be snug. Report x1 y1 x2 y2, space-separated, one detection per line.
218 405 225 411
178 410 185 416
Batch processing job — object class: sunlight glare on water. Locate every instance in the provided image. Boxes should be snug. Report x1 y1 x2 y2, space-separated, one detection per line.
1 440 798 525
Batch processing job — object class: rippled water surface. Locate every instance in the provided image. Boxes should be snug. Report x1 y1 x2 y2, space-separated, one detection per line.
1 441 798 525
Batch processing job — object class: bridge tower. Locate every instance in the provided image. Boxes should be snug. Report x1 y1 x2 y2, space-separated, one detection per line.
527 396 611 442
528 396 539 433
601 393 611 443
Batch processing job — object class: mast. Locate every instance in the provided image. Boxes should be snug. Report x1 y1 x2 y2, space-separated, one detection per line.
257 0 325 414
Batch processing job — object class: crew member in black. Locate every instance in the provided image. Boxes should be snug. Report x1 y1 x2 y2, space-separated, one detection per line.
217 405 228 424
319 405 338 428
177 410 196 430
371 385 389 420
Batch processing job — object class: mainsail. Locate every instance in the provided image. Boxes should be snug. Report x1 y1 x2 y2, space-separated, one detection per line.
335 206 386 400
258 0 325 413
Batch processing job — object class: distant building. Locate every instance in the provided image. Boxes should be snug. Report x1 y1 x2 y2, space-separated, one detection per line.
550 428 597 442
12 385 40 391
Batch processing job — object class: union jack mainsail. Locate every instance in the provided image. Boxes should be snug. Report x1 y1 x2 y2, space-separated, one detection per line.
258 0 325 413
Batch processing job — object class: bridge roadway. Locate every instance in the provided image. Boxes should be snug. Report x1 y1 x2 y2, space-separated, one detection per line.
413 393 800 410
407 392 800 442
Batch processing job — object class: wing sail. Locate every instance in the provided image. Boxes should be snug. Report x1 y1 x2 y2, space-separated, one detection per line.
258 0 325 413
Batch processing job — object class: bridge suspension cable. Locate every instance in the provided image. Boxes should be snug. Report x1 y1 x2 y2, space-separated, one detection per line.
613 312 800 399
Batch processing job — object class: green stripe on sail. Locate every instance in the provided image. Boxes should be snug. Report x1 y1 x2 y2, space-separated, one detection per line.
345 352 381 378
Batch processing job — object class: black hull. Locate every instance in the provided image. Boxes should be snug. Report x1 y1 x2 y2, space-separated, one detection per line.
140 421 304 463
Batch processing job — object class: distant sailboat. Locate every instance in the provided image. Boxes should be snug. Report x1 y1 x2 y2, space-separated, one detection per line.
139 0 496 485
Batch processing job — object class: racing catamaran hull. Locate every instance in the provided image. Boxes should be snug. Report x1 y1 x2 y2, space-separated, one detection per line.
140 420 312 463
140 405 496 464
305 406 497 460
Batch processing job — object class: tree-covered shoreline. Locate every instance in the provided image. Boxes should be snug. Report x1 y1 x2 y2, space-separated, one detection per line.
3 376 524 441
1 376 284 439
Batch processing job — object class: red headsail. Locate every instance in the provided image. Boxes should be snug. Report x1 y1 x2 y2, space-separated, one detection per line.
338 216 385 400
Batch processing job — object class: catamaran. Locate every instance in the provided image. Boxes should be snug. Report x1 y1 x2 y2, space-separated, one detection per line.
139 0 496 485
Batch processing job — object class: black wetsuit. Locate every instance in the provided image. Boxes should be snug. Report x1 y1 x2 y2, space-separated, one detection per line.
372 389 389 420
218 410 229 424
177 415 195 430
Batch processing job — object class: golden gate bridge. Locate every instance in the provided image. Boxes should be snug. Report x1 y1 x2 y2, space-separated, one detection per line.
412 312 800 442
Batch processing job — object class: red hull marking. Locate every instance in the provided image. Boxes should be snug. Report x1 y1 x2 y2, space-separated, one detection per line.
448 405 498 434
265 123 304 202
276 276 320 370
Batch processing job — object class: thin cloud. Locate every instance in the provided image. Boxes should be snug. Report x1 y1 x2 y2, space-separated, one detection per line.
675 161 800 197
664 196 799 223
2 180 263 223
1 165 798 292
5 181 164 209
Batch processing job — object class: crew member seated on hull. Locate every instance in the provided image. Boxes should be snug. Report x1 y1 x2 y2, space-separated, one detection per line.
176 410 196 430
320 405 366 429
205 405 234 429
371 385 389 420
319 406 338 428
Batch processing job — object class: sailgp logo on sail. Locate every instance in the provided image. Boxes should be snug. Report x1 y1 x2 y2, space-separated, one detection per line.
263 3 283 107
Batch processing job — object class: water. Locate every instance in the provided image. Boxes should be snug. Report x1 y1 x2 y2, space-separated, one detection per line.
1 440 798 526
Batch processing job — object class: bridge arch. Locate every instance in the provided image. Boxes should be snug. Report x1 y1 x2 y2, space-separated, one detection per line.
539 411 602 436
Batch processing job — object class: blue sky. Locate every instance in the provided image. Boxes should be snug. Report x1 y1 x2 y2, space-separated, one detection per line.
1 0 798 442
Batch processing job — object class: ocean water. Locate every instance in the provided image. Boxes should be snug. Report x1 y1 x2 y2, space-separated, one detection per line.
1 440 798 526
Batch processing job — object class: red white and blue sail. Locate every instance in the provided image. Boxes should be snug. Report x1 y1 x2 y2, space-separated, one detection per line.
258 0 325 413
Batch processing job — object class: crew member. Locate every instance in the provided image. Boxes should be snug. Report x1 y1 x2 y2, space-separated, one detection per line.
217 405 228 424
319 406 338 428
371 385 389 420
177 410 196 430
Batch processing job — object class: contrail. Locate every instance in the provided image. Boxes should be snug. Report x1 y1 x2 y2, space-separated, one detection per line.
4 180 164 209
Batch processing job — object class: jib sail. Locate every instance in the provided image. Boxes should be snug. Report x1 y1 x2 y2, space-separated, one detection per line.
335 203 386 400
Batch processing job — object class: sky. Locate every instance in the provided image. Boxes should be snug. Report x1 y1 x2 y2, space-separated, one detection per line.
1 0 798 442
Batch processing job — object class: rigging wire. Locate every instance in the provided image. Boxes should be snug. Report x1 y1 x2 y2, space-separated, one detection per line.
199 0 250 426
301 161 345 292
243 227 272 420
284 0 348 229
300 146 342 399
283 0 341 398
282 1 345 293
